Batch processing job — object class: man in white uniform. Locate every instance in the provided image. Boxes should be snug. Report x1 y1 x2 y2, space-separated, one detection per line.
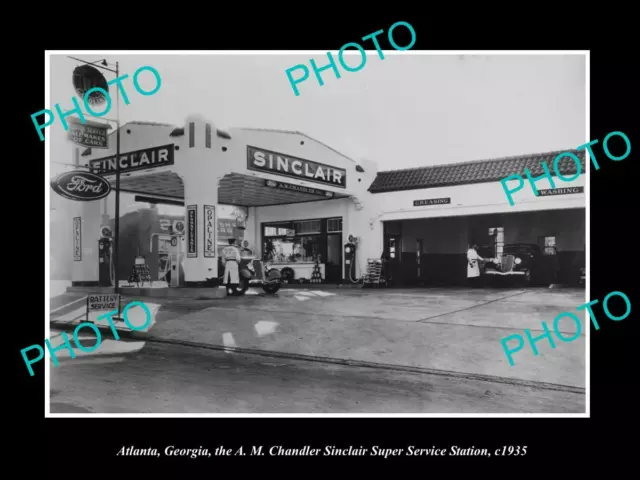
221 238 242 295
467 244 484 287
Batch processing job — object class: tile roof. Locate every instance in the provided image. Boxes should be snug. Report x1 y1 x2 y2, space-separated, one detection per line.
367 149 586 193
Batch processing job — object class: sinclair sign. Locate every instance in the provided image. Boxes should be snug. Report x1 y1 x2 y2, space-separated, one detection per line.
89 144 175 176
247 145 347 189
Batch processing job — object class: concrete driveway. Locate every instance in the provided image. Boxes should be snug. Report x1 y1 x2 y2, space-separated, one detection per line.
138 286 586 391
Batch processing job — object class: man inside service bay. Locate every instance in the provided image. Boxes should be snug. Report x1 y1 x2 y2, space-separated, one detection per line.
381 209 584 287
48 53 586 415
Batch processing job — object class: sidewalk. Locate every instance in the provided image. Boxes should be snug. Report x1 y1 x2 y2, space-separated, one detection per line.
49 327 147 364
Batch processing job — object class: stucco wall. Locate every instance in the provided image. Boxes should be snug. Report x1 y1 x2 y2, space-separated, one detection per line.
367 173 585 223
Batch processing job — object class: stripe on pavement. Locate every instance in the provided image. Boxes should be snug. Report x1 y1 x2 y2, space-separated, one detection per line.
52 306 86 323
50 296 87 313
312 290 334 297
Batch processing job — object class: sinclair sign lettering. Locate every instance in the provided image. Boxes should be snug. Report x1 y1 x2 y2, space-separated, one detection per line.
247 146 346 188
89 144 175 176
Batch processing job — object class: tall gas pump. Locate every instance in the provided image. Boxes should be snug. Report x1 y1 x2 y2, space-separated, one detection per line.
167 220 186 287
98 225 113 287
344 234 359 283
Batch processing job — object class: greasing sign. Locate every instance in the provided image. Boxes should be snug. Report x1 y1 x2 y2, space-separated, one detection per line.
86 293 120 321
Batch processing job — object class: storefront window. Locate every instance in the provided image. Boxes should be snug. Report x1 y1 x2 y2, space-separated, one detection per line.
327 218 342 233
262 218 338 264
265 235 322 263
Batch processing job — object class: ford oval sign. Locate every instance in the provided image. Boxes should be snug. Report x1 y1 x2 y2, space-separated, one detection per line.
50 170 112 201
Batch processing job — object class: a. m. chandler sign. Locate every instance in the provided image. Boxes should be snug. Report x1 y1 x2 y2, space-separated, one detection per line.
265 179 335 198
247 146 346 188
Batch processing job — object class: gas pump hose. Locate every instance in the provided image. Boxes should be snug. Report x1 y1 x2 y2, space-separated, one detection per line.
110 245 115 286
348 251 362 284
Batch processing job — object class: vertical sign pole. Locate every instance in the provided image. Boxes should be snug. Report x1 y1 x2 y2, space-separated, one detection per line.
113 61 121 296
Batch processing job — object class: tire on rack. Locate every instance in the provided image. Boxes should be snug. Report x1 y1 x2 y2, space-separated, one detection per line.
280 267 295 284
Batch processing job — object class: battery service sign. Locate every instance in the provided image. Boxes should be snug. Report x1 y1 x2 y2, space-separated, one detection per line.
87 294 119 311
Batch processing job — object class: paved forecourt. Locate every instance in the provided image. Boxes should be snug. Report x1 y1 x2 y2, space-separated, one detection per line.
141 287 586 390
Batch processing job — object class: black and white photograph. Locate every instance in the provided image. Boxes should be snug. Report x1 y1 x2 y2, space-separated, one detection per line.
43 51 590 416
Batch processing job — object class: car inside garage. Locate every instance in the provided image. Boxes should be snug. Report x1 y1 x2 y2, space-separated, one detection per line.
382 208 585 287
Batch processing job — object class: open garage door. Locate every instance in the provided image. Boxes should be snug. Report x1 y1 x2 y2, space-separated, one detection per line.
382 209 585 287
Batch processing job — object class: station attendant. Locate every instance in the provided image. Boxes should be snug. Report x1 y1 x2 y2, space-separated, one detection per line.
221 238 242 294
467 244 484 287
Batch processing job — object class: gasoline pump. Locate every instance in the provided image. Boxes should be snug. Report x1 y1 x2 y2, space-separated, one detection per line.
344 235 360 283
167 220 186 287
98 226 113 287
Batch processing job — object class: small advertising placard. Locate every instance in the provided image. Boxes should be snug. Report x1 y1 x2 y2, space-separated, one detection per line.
203 205 216 258
67 118 110 149
413 197 451 207
187 205 197 258
87 293 119 312
264 179 335 198
73 217 82 261
537 187 584 196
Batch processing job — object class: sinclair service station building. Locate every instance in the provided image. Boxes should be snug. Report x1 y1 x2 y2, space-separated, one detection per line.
59 114 585 287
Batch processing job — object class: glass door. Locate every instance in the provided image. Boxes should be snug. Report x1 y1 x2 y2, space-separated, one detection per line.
326 233 342 283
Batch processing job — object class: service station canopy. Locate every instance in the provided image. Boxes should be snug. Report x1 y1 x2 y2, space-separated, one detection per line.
83 139 352 207
118 171 349 207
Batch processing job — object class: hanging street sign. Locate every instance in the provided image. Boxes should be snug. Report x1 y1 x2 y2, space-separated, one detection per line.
51 170 112 201
67 117 110 149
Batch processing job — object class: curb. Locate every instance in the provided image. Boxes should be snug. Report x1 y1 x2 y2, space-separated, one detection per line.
56 352 130 365
50 321 585 395
280 283 363 290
